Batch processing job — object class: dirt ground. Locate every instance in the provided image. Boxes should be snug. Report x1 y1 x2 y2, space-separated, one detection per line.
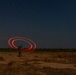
0 51 76 75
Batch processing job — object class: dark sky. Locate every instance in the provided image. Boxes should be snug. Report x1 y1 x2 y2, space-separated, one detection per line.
0 0 76 48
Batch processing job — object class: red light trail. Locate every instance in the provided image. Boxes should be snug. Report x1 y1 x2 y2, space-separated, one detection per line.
8 37 36 52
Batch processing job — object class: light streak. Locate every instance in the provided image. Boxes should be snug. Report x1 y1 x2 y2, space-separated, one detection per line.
8 37 36 52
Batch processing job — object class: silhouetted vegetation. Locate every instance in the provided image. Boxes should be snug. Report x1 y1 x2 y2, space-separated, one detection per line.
35 48 76 52
0 48 17 52
0 48 76 52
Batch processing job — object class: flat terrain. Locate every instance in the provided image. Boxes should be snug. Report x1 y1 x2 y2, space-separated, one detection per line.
0 51 76 75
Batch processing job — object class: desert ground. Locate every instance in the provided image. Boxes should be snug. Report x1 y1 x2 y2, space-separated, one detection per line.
0 51 76 75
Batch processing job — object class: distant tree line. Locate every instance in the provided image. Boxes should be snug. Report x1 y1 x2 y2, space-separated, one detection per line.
0 48 76 52
34 48 76 52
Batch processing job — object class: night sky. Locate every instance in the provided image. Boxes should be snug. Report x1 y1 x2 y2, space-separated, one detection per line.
0 0 76 48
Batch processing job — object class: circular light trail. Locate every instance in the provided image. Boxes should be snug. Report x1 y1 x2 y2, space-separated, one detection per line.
8 37 36 52
11 39 33 51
